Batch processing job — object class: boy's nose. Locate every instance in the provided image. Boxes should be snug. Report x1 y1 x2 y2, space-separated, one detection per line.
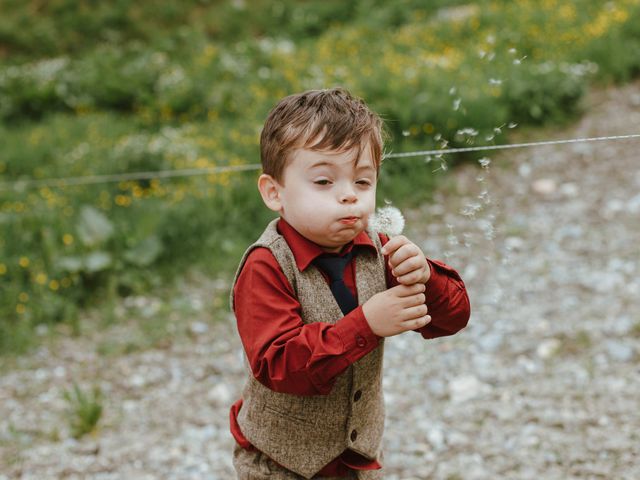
340 188 357 204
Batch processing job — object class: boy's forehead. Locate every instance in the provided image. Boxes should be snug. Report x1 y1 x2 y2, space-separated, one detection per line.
292 144 375 170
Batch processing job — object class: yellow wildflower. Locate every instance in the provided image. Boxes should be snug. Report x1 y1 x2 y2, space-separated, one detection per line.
115 195 131 207
19 257 30 268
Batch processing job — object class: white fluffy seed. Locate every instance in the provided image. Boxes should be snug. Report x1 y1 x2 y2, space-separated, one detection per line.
368 206 405 237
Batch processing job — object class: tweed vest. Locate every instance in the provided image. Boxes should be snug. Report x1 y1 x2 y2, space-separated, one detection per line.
230 219 387 479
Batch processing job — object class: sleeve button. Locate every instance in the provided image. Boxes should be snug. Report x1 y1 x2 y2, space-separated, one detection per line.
356 335 366 348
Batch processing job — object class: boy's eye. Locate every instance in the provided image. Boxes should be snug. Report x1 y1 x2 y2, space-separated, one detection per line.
314 179 331 185
356 179 372 186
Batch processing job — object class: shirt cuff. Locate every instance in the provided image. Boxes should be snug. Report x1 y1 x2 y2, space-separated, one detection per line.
333 306 381 361
425 259 462 292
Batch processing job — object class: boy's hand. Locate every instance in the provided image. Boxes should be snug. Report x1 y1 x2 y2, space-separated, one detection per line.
362 283 430 337
381 235 430 285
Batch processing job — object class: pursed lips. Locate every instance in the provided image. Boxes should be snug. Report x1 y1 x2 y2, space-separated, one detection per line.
339 216 360 225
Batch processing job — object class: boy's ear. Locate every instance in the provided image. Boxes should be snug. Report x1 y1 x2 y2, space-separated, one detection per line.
257 174 283 212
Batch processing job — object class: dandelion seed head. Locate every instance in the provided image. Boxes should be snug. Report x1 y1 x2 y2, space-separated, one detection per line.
402 130 410 137
368 206 405 237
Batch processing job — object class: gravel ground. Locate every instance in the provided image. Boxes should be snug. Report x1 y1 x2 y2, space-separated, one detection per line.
1 81 639 479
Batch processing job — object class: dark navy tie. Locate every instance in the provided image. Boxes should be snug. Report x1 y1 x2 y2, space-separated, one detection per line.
313 251 358 315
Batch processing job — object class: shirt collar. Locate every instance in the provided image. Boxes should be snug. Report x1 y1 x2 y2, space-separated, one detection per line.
276 217 376 272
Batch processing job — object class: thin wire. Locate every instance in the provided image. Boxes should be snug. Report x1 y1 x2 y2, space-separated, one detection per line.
1 133 639 191
384 133 640 158
1 164 261 191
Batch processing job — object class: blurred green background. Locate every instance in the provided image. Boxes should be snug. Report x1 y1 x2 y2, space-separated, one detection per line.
1 0 639 354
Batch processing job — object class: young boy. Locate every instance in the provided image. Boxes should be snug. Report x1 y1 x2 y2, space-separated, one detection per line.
229 88 470 479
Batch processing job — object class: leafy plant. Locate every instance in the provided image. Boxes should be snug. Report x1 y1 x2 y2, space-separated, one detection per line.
62 382 103 439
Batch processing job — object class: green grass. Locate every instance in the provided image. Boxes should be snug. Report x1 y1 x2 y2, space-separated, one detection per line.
1 0 640 354
62 383 104 439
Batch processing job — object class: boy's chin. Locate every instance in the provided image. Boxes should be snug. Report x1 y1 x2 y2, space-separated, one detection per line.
319 233 361 252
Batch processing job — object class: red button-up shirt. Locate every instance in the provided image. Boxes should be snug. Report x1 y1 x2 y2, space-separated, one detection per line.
230 218 470 476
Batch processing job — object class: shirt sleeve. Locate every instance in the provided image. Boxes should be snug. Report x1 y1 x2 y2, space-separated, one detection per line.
378 233 471 339
233 247 381 396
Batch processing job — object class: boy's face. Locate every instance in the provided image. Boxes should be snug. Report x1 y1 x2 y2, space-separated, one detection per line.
259 142 377 253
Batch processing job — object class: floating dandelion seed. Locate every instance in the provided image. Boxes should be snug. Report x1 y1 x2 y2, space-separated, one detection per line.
449 86 457 95
508 48 517 54
368 206 405 237
489 78 502 85
478 157 491 168
461 203 482 218
508 122 518 129
447 232 459 246
402 130 410 137
457 128 479 137
480 221 496 241
453 98 462 111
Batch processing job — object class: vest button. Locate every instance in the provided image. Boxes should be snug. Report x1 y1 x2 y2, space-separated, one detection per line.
350 430 358 442
353 390 362 402
356 335 366 348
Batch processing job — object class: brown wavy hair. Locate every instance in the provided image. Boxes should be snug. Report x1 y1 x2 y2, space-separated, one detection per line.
260 87 386 183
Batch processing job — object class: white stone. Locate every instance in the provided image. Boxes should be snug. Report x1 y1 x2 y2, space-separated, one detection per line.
207 383 232 406
189 321 209 335
426 426 446 450
537 338 562 359
559 182 579 197
449 375 489 403
604 341 635 362
532 178 557 195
